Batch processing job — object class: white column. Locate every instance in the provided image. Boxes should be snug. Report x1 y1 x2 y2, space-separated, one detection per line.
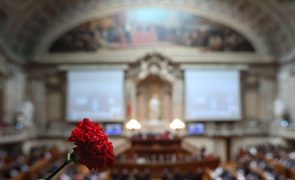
125 79 137 119
172 78 184 119
4 69 26 123
28 80 47 127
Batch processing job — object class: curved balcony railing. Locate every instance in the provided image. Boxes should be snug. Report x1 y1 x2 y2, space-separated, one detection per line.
271 125 295 139
0 126 35 144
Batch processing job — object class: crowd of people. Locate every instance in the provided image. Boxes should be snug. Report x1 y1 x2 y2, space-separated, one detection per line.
55 167 204 180
131 131 177 141
109 168 204 180
2 140 295 180
212 144 295 180
124 132 216 165
249 144 295 169
0 146 62 179
115 152 214 165
110 168 150 180
47 163 107 180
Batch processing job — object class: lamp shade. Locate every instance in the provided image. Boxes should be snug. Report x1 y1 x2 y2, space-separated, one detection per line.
125 119 141 130
170 118 185 130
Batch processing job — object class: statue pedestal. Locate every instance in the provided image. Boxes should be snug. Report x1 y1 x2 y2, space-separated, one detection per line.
141 119 170 133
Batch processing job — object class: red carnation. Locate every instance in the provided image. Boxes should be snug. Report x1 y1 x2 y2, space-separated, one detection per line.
68 118 114 170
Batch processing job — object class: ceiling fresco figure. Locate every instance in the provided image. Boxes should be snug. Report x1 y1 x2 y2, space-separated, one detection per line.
49 8 255 52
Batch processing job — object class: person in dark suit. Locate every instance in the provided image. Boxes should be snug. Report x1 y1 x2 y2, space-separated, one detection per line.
162 168 173 180
173 168 183 180
193 168 203 180
141 168 150 180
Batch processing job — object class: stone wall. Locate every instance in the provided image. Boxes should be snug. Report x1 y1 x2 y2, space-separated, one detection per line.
277 62 295 125
3 63 26 124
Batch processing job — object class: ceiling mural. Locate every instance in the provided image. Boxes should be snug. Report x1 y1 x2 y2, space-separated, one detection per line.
0 0 295 62
49 8 255 53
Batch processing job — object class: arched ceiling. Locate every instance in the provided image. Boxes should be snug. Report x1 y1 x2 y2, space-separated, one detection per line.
0 0 295 63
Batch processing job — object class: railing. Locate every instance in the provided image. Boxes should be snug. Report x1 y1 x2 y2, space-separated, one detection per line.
111 137 131 156
2 120 290 145
181 139 200 154
114 158 220 178
270 126 295 139
0 126 35 144
0 126 25 135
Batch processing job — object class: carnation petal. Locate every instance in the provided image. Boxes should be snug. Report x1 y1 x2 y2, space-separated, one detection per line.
68 118 114 170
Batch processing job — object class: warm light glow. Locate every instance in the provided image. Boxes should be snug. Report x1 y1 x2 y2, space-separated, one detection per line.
125 119 141 130
170 118 185 130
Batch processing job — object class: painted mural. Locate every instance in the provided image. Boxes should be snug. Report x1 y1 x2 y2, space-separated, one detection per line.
49 8 255 52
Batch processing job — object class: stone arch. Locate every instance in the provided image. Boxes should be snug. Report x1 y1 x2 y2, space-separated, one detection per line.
125 52 181 124
31 1 272 59
1 0 293 61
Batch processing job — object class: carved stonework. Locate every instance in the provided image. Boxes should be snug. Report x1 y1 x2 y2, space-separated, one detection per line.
125 53 183 131
127 53 181 83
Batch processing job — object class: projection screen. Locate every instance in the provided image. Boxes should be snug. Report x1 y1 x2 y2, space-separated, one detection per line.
185 69 241 121
67 70 125 122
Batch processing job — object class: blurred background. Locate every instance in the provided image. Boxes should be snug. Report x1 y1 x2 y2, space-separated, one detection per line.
1 0 295 179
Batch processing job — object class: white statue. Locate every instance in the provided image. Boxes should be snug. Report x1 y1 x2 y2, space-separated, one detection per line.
16 99 35 127
273 98 287 120
148 94 161 120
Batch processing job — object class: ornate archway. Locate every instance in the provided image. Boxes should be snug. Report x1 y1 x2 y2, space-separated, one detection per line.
125 53 182 131
19 0 293 61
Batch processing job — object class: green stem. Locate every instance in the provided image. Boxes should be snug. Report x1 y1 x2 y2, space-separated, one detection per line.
43 153 74 180
45 160 70 180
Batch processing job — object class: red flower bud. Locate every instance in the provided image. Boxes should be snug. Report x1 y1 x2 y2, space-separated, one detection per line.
68 118 114 170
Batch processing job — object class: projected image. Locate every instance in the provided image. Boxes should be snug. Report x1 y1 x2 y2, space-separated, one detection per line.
67 70 125 121
104 124 122 136
185 70 241 121
188 123 205 135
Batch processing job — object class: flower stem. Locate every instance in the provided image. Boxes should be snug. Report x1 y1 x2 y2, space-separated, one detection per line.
45 160 70 180
44 153 74 180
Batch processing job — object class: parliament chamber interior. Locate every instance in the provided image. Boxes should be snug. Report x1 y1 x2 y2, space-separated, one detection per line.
1 0 295 179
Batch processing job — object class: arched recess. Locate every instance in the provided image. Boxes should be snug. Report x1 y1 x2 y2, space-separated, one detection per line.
125 52 182 131
33 1 270 60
